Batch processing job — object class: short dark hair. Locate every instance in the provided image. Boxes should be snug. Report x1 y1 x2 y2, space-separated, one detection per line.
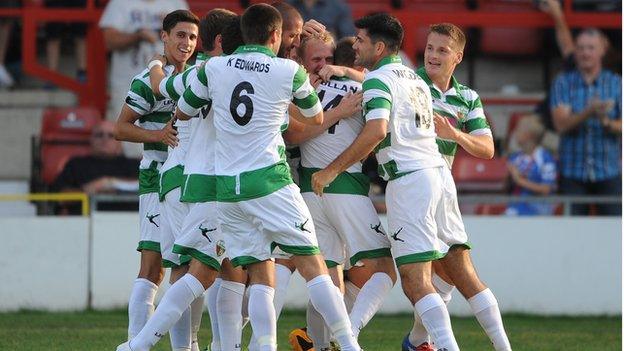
354 13 403 54
200 8 237 52
162 9 200 34
221 16 244 55
270 1 302 30
241 3 282 45
429 23 466 51
334 36 356 67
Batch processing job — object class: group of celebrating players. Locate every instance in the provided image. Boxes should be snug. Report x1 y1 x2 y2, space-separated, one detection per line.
113 2 512 351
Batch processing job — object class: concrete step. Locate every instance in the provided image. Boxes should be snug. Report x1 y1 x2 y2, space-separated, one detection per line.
0 90 76 108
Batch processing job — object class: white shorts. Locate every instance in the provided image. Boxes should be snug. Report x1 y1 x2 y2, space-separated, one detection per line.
173 201 225 271
386 167 453 266
218 184 319 267
160 188 191 267
437 166 470 254
302 192 391 268
138 192 161 253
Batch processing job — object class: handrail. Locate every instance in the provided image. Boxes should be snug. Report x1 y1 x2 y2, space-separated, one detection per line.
0 192 90 216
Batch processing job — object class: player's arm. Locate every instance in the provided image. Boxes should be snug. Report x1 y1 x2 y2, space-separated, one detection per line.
284 92 363 144
102 27 158 51
114 105 178 146
311 78 390 195
434 113 494 159
317 64 364 83
176 63 210 121
291 66 323 125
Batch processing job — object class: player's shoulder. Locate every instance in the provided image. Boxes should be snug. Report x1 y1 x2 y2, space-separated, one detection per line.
454 80 481 103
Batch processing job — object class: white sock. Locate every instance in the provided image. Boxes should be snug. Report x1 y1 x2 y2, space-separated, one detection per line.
248 284 277 351
349 272 393 338
307 274 360 351
206 278 222 351
409 274 455 346
129 274 205 351
432 273 455 304
190 293 205 351
217 280 245 350
273 263 292 318
343 280 360 313
169 306 191 351
414 293 459 351
306 301 331 350
469 289 512 351
128 278 158 340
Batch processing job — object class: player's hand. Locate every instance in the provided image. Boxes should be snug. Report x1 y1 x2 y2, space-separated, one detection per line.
138 29 159 44
302 20 326 38
150 53 167 66
159 119 178 147
507 163 523 183
309 73 323 89
318 64 346 82
335 92 363 118
433 114 459 141
312 168 338 196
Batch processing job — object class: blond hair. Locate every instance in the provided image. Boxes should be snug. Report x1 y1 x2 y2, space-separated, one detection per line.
429 23 466 52
297 30 335 59
516 114 545 140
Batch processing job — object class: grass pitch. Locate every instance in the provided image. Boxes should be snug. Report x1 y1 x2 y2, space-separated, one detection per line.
0 310 619 350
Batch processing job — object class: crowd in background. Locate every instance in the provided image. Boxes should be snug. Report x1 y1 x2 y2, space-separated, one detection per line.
0 0 620 216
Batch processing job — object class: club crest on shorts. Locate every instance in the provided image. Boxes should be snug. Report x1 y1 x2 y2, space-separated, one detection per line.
216 240 226 257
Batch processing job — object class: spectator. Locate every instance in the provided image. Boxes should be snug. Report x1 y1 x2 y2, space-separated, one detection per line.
0 1 19 88
52 120 139 214
550 27 622 216
506 115 558 216
287 0 355 39
99 0 188 121
44 0 87 85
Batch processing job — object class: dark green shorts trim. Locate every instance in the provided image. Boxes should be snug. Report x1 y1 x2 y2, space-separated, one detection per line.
271 242 320 256
395 250 444 266
161 255 192 268
350 247 392 267
449 242 472 251
230 255 264 268
137 240 161 253
325 260 340 268
173 244 220 271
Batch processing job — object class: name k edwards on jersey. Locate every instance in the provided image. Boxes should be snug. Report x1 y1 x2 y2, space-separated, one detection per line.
227 57 271 73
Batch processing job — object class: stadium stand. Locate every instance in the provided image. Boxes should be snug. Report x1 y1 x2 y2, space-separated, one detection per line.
451 149 509 193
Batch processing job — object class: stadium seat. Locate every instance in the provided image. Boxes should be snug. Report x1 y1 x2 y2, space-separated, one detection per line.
477 1 543 56
451 150 509 192
187 0 243 15
38 107 101 185
41 107 100 143
404 1 468 51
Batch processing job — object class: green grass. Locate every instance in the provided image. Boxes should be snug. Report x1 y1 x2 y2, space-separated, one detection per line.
0 310 619 350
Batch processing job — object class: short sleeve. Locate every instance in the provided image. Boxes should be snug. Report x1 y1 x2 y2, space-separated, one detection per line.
292 66 322 118
125 79 155 115
362 77 392 121
159 66 196 101
462 89 492 137
178 63 211 117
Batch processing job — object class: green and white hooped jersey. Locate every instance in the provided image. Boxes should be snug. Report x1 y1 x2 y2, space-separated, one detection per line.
363 56 444 181
416 67 492 168
159 54 216 203
125 65 176 193
178 44 322 202
299 77 369 195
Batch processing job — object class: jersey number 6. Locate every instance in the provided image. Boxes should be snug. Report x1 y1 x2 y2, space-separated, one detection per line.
230 81 254 126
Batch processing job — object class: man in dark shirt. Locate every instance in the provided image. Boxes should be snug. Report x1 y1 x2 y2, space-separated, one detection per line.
52 120 139 213
288 0 355 39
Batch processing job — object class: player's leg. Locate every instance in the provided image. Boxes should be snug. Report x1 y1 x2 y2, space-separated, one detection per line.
387 168 459 351
217 258 247 351
437 166 511 351
261 185 360 351
129 193 164 340
330 194 396 338
245 260 278 351
160 188 194 351
273 257 295 318
122 259 219 351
